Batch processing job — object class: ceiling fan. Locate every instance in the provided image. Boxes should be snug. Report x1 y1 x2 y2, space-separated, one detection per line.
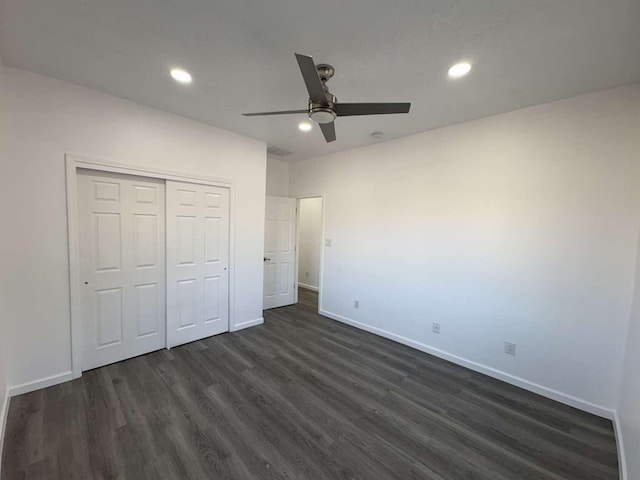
242 53 411 143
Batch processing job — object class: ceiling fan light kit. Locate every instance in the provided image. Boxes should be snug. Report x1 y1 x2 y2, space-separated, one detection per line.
242 53 411 143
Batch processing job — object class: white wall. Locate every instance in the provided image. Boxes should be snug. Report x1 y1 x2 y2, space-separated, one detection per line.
298 198 323 290
0 66 266 392
617 232 640 479
290 85 640 415
266 157 290 196
0 61 12 467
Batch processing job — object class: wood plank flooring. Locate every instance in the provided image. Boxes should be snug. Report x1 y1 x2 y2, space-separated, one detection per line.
2 288 619 479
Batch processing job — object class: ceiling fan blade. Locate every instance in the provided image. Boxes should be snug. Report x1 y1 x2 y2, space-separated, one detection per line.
295 53 328 105
336 102 411 116
242 109 308 117
319 122 336 143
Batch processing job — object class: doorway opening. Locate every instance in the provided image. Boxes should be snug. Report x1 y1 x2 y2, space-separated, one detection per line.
296 197 324 312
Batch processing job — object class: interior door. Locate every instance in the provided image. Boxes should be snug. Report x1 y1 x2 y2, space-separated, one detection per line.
166 181 230 348
263 196 297 309
78 170 166 371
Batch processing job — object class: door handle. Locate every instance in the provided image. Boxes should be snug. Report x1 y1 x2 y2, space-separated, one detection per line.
264 257 271 262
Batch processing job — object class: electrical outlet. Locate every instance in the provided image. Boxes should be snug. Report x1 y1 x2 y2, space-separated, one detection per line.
432 322 441 334
325 238 332 247
354 300 359 309
504 341 516 356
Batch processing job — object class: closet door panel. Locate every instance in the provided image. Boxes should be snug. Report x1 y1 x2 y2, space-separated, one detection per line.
78 170 165 370
166 181 229 347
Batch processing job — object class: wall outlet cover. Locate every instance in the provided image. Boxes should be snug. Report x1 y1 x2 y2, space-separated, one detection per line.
354 300 360 309
505 341 516 356
325 238 332 247
433 322 441 334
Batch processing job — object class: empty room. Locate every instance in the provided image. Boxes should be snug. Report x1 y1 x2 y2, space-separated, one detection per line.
1 1 639 479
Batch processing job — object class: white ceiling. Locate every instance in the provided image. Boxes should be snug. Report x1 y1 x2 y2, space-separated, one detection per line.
2 0 639 162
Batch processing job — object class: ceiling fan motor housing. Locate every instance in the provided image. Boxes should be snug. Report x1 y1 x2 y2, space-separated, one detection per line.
309 64 338 124
309 93 337 124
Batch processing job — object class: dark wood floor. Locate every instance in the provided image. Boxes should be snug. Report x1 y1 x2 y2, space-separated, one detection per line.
2 288 619 479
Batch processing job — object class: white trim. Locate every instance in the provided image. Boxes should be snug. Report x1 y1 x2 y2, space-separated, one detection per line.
298 283 319 292
320 308 615 419
613 410 628 480
0 388 10 478
66 157 82 379
8 371 74 397
66 153 237 378
68 154 233 187
230 317 264 332
228 184 237 333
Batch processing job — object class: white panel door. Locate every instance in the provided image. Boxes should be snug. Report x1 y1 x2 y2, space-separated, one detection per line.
263 196 297 309
78 170 166 371
166 181 229 347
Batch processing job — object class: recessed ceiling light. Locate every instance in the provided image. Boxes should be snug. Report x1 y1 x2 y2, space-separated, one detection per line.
299 121 312 132
170 68 192 84
448 62 472 79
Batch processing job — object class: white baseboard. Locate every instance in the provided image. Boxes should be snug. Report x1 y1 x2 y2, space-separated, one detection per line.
613 410 628 480
298 283 319 292
0 388 10 479
8 371 74 397
319 308 614 419
231 317 264 332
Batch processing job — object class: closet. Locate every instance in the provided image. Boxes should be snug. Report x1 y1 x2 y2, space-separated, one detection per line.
77 169 229 370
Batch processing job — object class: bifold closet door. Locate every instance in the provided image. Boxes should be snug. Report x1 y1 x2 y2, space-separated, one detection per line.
166 181 230 348
78 170 166 371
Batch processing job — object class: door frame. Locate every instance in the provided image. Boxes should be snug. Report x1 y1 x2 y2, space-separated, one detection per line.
294 194 326 314
66 153 235 379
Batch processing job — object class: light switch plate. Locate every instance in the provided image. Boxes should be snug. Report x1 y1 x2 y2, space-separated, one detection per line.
325 238 332 247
